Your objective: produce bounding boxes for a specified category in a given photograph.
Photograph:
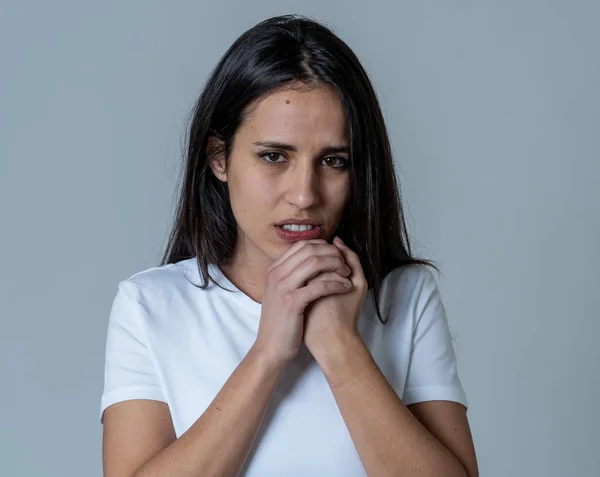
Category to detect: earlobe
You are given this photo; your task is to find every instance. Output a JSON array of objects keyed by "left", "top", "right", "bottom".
[{"left": 206, "top": 136, "right": 227, "bottom": 182}]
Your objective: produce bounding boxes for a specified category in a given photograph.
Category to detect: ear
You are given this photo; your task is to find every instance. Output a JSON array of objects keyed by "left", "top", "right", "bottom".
[{"left": 206, "top": 136, "right": 227, "bottom": 182}]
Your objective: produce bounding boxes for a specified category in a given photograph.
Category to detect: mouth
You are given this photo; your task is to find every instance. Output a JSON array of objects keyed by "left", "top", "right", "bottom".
[{"left": 275, "top": 223, "right": 322, "bottom": 241}]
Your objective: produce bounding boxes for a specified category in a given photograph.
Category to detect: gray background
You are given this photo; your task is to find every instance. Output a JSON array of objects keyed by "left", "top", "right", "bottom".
[{"left": 1, "top": 1, "right": 598, "bottom": 475}]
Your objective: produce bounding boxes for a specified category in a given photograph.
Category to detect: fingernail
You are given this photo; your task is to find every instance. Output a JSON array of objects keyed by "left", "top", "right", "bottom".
[{"left": 343, "top": 281, "right": 352, "bottom": 288}]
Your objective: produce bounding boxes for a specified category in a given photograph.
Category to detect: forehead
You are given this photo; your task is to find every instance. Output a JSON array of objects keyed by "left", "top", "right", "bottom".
[{"left": 238, "top": 85, "right": 348, "bottom": 144}]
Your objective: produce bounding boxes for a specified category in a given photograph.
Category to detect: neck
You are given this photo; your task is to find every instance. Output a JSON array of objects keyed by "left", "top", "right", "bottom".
[{"left": 220, "top": 244, "right": 273, "bottom": 304}]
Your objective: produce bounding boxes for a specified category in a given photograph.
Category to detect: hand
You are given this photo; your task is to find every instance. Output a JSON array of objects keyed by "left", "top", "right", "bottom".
[
  {"left": 303, "top": 237, "right": 368, "bottom": 361},
  {"left": 253, "top": 239, "right": 353, "bottom": 366}
]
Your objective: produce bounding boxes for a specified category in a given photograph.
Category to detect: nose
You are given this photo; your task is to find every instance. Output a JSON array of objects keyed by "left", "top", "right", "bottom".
[{"left": 284, "top": 162, "right": 320, "bottom": 209}]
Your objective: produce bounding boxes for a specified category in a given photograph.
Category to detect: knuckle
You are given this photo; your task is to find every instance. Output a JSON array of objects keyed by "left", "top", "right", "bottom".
[
  {"left": 321, "top": 281, "right": 334, "bottom": 290},
  {"left": 305, "top": 243, "right": 319, "bottom": 255},
  {"left": 307, "top": 255, "right": 321, "bottom": 269},
  {"left": 310, "top": 280, "right": 324, "bottom": 292},
  {"left": 266, "top": 268, "right": 278, "bottom": 285},
  {"left": 282, "top": 291, "right": 296, "bottom": 309}
]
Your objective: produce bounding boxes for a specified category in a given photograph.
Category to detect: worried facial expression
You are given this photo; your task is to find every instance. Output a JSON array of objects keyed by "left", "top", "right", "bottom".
[{"left": 209, "top": 84, "right": 351, "bottom": 267}]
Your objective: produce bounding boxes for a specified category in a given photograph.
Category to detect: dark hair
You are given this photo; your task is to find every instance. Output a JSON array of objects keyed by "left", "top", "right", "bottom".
[{"left": 161, "top": 14, "right": 438, "bottom": 324}]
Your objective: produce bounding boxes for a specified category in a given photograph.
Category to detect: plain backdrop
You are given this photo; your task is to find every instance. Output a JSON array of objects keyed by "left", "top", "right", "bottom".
[{"left": 1, "top": 1, "right": 598, "bottom": 475}]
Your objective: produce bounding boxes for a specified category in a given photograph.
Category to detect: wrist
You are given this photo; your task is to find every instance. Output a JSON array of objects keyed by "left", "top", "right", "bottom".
[
  {"left": 248, "top": 343, "right": 290, "bottom": 374},
  {"left": 311, "top": 332, "right": 367, "bottom": 384}
]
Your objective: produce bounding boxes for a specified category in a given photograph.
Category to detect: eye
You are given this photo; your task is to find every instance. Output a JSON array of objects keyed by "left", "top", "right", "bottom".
[
  {"left": 322, "top": 156, "right": 348, "bottom": 168},
  {"left": 258, "top": 152, "right": 286, "bottom": 164}
]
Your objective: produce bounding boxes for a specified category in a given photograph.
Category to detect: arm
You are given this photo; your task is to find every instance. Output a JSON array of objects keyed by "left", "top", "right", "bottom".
[
  {"left": 102, "top": 345, "right": 286, "bottom": 477},
  {"left": 102, "top": 241, "right": 354, "bottom": 477},
  {"left": 317, "top": 333, "right": 477, "bottom": 477}
]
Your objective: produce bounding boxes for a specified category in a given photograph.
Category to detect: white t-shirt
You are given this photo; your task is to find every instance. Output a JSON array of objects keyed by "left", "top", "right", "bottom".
[{"left": 100, "top": 257, "right": 467, "bottom": 476}]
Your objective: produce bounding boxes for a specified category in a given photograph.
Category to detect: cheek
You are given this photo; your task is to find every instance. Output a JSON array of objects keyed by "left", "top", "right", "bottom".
[
  {"left": 329, "top": 176, "right": 351, "bottom": 211},
  {"left": 228, "top": 164, "right": 275, "bottom": 220}
]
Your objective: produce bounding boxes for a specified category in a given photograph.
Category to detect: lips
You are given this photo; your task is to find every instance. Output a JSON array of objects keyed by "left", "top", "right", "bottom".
[
  {"left": 276, "top": 219, "right": 320, "bottom": 226},
  {"left": 275, "top": 224, "right": 322, "bottom": 241},
  {"left": 280, "top": 224, "right": 316, "bottom": 232}
]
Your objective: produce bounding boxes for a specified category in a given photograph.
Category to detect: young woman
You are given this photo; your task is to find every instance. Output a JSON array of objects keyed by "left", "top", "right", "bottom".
[{"left": 101, "top": 14, "right": 478, "bottom": 477}]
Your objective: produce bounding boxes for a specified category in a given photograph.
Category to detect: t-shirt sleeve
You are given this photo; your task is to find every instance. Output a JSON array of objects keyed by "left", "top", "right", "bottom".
[
  {"left": 402, "top": 270, "right": 468, "bottom": 408},
  {"left": 100, "top": 280, "right": 166, "bottom": 423}
]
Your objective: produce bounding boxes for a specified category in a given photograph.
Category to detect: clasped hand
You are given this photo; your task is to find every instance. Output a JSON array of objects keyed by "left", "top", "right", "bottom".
[{"left": 265, "top": 237, "right": 367, "bottom": 362}]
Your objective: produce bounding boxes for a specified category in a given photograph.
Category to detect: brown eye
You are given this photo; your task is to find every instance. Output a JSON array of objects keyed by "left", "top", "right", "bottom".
[
  {"left": 259, "top": 152, "right": 286, "bottom": 164},
  {"left": 322, "top": 156, "right": 347, "bottom": 168}
]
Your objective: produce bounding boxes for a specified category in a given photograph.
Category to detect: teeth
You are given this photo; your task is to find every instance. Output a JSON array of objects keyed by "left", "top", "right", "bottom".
[{"left": 281, "top": 224, "right": 315, "bottom": 232}]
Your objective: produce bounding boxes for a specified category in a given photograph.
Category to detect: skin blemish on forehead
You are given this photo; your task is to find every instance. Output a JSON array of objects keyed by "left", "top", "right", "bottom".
[{"left": 285, "top": 100, "right": 290, "bottom": 104}]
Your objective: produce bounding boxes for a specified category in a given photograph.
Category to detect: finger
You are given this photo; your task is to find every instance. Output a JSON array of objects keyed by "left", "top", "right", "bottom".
[
  {"left": 273, "top": 241, "right": 348, "bottom": 281},
  {"left": 282, "top": 254, "right": 351, "bottom": 290},
  {"left": 268, "top": 239, "right": 326, "bottom": 272},
  {"left": 333, "top": 237, "right": 365, "bottom": 283},
  {"left": 294, "top": 280, "right": 352, "bottom": 307},
  {"left": 309, "top": 271, "right": 352, "bottom": 287}
]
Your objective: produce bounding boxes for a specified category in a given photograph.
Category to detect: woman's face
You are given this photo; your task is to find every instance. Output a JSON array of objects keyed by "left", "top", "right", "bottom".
[{"left": 210, "top": 84, "right": 351, "bottom": 267}]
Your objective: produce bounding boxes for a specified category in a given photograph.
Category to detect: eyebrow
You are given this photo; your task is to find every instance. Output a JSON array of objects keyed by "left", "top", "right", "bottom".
[{"left": 253, "top": 141, "right": 350, "bottom": 155}]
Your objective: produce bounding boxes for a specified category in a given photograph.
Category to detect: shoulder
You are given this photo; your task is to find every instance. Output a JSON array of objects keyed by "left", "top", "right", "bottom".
[
  {"left": 117, "top": 257, "right": 203, "bottom": 305},
  {"left": 367, "top": 264, "right": 442, "bottom": 335},
  {"left": 379, "top": 264, "right": 440, "bottom": 308},
  {"left": 108, "top": 257, "right": 212, "bottom": 333}
]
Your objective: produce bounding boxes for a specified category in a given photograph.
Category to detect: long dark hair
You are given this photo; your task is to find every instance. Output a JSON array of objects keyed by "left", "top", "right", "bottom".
[{"left": 161, "top": 14, "right": 438, "bottom": 324}]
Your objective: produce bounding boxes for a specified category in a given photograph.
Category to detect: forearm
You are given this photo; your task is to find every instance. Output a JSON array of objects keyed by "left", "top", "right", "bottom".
[
  {"left": 318, "top": 334, "right": 467, "bottom": 477},
  {"left": 135, "top": 345, "right": 286, "bottom": 477}
]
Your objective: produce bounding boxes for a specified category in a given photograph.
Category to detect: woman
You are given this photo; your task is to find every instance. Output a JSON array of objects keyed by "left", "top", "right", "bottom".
[{"left": 101, "top": 14, "right": 478, "bottom": 477}]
